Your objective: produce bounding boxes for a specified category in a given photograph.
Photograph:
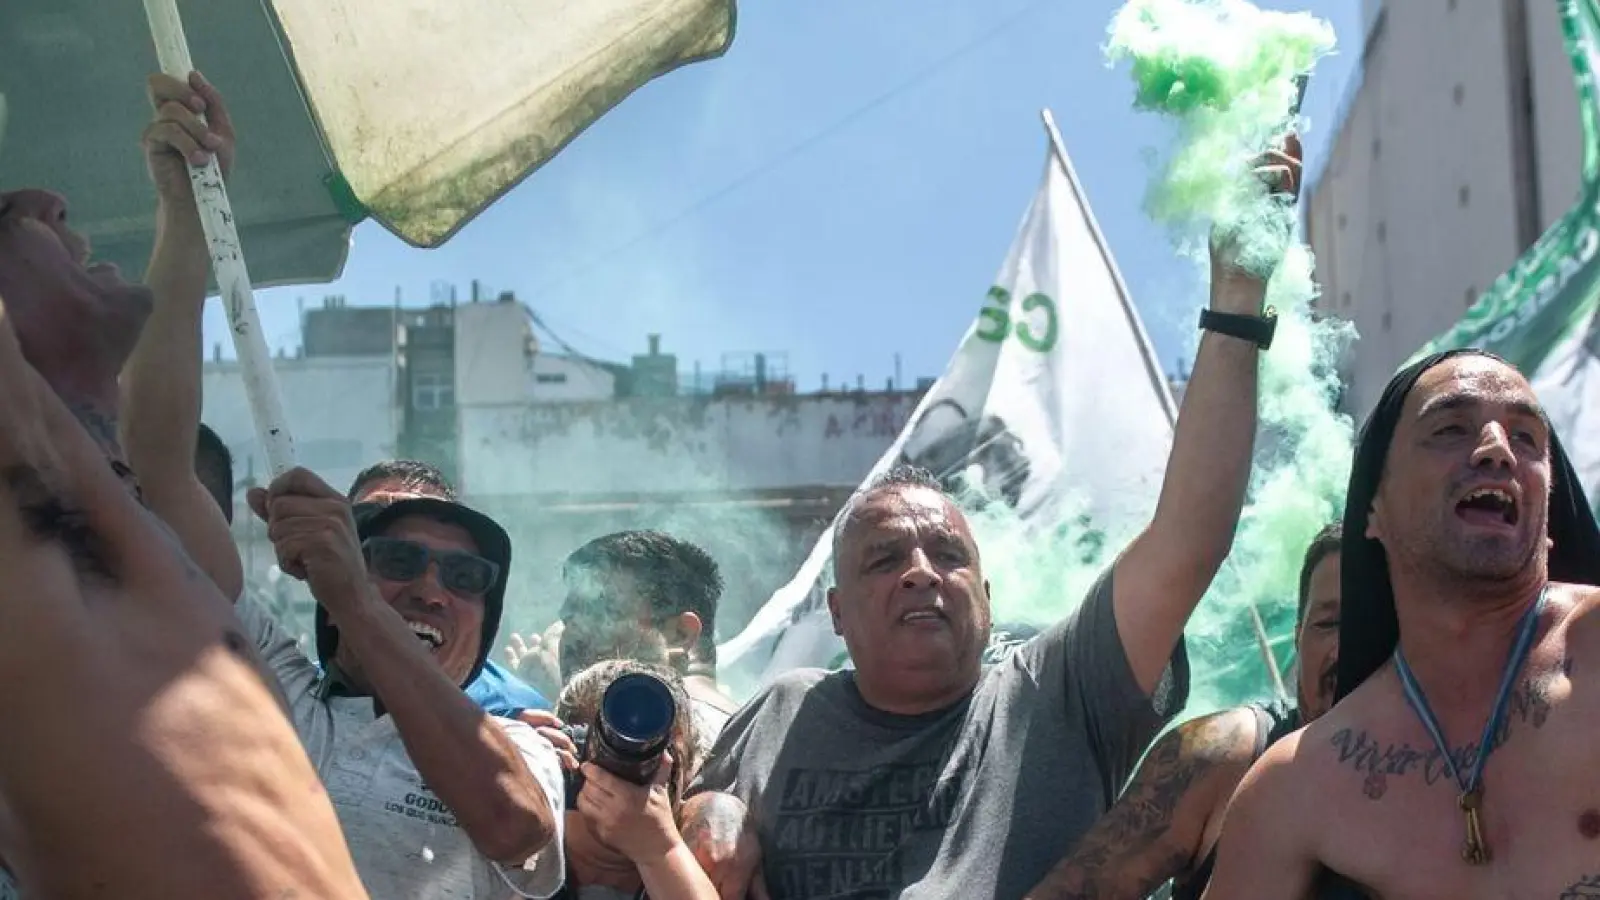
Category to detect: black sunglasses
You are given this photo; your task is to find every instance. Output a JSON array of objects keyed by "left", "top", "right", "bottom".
[{"left": 361, "top": 536, "right": 500, "bottom": 597}]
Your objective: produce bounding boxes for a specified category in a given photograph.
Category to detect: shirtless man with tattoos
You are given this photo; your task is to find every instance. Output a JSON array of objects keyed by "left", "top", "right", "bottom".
[
  {"left": 1203, "top": 350, "right": 1600, "bottom": 898},
  {"left": 0, "top": 167, "right": 366, "bottom": 896}
]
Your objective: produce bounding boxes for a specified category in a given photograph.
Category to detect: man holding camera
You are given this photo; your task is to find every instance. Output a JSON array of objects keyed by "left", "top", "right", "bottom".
[{"left": 552, "top": 659, "right": 721, "bottom": 900}]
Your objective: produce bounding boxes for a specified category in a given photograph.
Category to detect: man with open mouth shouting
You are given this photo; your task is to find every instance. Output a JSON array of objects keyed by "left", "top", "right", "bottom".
[
  {"left": 1204, "top": 349, "right": 1600, "bottom": 899},
  {"left": 244, "top": 467, "right": 567, "bottom": 900},
  {"left": 0, "top": 80, "right": 370, "bottom": 898}
]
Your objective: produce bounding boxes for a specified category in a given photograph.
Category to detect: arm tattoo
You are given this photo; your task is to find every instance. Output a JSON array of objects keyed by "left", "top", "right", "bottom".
[
  {"left": 1329, "top": 672, "right": 1564, "bottom": 800},
  {"left": 64, "top": 402, "right": 209, "bottom": 586},
  {"left": 67, "top": 401, "right": 147, "bottom": 503},
  {"left": 1026, "top": 711, "right": 1254, "bottom": 899}
]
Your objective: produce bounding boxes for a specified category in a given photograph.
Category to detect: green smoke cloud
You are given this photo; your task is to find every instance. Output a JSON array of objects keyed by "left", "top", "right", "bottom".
[
  {"left": 1105, "top": 0, "right": 1353, "bottom": 717},
  {"left": 1108, "top": 0, "right": 1335, "bottom": 281},
  {"left": 966, "top": 491, "right": 1140, "bottom": 636}
]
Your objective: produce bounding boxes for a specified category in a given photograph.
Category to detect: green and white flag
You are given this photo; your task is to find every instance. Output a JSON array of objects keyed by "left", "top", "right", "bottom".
[
  {"left": 1411, "top": 0, "right": 1600, "bottom": 517},
  {"left": 717, "top": 118, "right": 1178, "bottom": 693}
]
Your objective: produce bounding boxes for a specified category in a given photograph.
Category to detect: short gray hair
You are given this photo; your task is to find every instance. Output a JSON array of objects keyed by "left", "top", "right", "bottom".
[{"left": 831, "top": 464, "right": 947, "bottom": 580}]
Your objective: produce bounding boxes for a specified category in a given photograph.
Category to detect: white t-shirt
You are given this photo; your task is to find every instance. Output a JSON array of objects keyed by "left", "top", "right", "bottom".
[{"left": 236, "top": 595, "right": 566, "bottom": 900}]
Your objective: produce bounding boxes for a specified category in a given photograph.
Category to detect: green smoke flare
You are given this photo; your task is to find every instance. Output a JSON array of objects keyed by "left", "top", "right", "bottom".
[
  {"left": 1109, "top": 0, "right": 1335, "bottom": 281},
  {"left": 1106, "top": 0, "right": 1352, "bottom": 718}
]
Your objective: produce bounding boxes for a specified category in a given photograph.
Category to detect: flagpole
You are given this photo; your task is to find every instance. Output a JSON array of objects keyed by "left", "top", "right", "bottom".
[
  {"left": 144, "top": 0, "right": 298, "bottom": 478},
  {"left": 1248, "top": 602, "right": 1290, "bottom": 704},
  {"left": 1040, "top": 109, "right": 1289, "bottom": 704},
  {"left": 1039, "top": 109, "right": 1178, "bottom": 426}
]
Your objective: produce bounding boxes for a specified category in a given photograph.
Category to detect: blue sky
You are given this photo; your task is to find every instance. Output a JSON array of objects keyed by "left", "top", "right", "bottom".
[{"left": 208, "top": 0, "right": 1363, "bottom": 389}]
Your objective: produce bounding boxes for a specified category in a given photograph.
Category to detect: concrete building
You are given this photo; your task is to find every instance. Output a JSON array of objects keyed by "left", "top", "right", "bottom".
[
  {"left": 1304, "top": 0, "right": 1584, "bottom": 416},
  {"left": 460, "top": 390, "right": 921, "bottom": 634},
  {"left": 202, "top": 297, "right": 403, "bottom": 635},
  {"left": 201, "top": 352, "right": 399, "bottom": 499},
  {"left": 203, "top": 291, "right": 927, "bottom": 641}
]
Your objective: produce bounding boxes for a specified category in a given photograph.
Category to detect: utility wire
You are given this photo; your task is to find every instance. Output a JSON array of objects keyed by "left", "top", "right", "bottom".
[{"left": 523, "top": 0, "right": 1054, "bottom": 305}]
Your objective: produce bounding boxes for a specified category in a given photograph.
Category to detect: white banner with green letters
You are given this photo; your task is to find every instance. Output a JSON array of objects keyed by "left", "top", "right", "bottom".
[{"left": 717, "top": 131, "right": 1178, "bottom": 693}]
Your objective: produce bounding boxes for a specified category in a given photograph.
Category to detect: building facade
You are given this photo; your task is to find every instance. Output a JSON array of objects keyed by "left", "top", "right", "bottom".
[
  {"left": 1304, "top": 0, "right": 1584, "bottom": 417},
  {"left": 203, "top": 293, "right": 926, "bottom": 641}
]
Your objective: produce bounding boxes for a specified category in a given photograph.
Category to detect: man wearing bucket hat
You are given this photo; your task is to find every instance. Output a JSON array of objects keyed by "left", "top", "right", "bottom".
[
  {"left": 345, "top": 458, "right": 552, "bottom": 717},
  {"left": 1203, "top": 350, "right": 1600, "bottom": 898},
  {"left": 244, "top": 466, "right": 566, "bottom": 899}
]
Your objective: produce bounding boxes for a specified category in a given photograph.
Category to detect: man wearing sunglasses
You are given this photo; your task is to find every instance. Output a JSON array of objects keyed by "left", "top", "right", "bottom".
[
  {"left": 347, "top": 458, "right": 551, "bottom": 718},
  {"left": 245, "top": 466, "right": 567, "bottom": 899}
]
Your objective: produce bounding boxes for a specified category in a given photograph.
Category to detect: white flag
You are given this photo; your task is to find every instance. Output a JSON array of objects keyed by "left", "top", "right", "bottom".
[{"left": 718, "top": 115, "right": 1179, "bottom": 693}]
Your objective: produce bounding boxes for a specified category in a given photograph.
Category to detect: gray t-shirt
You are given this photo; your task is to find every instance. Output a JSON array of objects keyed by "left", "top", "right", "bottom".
[{"left": 688, "top": 570, "right": 1188, "bottom": 900}]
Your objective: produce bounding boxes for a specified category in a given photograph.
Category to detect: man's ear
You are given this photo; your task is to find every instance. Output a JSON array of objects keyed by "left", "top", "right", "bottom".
[
  {"left": 1366, "top": 496, "right": 1385, "bottom": 541},
  {"left": 828, "top": 587, "right": 842, "bottom": 636},
  {"left": 664, "top": 611, "right": 703, "bottom": 654}
]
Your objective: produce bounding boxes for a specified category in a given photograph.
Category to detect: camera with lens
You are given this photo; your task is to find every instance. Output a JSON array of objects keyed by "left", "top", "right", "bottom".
[{"left": 561, "top": 671, "right": 678, "bottom": 807}]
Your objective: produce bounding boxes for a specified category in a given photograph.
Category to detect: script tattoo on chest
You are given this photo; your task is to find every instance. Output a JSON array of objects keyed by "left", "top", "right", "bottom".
[
  {"left": 1328, "top": 667, "right": 1569, "bottom": 800},
  {"left": 1560, "top": 873, "right": 1600, "bottom": 898}
]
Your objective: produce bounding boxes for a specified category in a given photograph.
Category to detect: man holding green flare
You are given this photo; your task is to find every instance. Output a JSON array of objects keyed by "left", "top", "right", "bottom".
[{"left": 680, "top": 134, "right": 1302, "bottom": 900}]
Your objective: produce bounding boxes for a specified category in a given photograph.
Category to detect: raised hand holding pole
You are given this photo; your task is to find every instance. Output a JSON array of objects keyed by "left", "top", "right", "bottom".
[{"left": 142, "top": 0, "right": 297, "bottom": 476}]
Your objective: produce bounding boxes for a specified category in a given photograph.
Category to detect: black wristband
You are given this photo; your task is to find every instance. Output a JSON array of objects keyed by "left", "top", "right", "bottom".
[{"left": 1199, "top": 307, "right": 1278, "bottom": 350}]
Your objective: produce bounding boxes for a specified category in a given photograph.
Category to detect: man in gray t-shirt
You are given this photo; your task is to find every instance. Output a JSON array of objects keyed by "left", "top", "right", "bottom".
[
  {"left": 692, "top": 567, "right": 1184, "bottom": 899},
  {"left": 681, "top": 133, "right": 1300, "bottom": 897}
]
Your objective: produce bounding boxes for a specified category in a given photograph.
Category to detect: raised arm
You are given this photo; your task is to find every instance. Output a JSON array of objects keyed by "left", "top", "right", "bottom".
[
  {"left": 120, "top": 71, "right": 242, "bottom": 602},
  {"left": 1025, "top": 708, "right": 1260, "bottom": 900},
  {"left": 1111, "top": 135, "right": 1301, "bottom": 693},
  {"left": 1199, "top": 735, "right": 1319, "bottom": 900}
]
